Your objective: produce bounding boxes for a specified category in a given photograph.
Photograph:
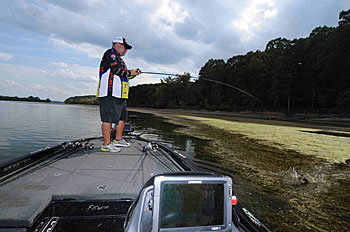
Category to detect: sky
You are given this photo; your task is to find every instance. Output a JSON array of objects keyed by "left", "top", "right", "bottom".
[{"left": 0, "top": 0, "right": 349, "bottom": 101}]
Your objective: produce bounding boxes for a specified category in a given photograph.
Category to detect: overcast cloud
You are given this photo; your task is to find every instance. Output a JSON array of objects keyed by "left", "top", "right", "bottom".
[{"left": 0, "top": 0, "right": 349, "bottom": 101}]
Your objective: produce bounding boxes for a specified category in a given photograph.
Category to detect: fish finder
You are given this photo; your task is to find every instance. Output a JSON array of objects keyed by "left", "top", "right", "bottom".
[{"left": 124, "top": 172, "right": 234, "bottom": 232}]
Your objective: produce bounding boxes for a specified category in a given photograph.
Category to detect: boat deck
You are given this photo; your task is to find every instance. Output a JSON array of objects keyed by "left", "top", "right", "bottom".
[{"left": 0, "top": 137, "right": 179, "bottom": 228}]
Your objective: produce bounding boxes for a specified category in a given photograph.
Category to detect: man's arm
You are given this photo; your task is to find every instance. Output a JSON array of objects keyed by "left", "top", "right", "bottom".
[
  {"left": 110, "top": 55, "right": 131, "bottom": 77},
  {"left": 107, "top": 53, "right": 140, "bottom": 78}
]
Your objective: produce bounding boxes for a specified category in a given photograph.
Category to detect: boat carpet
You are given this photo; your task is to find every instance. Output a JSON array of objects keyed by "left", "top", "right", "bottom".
[{"left": 0, "top": 138, "right": 178, "bottom": 228}]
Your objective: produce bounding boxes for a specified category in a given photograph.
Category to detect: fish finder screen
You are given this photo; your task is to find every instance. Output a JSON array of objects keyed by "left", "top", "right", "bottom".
[{"left": 160, "top": 183, "right": 224, "bottom": 228}]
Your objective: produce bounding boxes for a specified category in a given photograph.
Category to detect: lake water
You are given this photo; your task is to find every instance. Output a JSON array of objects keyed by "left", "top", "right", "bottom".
[{"left": 0, "top": 101, "right": 197, "bottom": 164}]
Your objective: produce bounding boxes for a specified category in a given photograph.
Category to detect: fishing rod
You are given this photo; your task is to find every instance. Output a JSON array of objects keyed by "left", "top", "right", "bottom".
[{"left": 140, "top": 71, "right": 265, "bottom": 109}]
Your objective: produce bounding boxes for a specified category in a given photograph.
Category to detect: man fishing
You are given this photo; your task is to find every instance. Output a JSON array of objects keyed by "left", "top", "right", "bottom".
[{"left": 97, "top": 36, "right": 141, "bottom": 152}]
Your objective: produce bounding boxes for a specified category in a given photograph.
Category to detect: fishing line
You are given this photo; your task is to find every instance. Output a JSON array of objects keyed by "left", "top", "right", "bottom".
[{"left": 140, "top": 71, "right": 264, "bottom": 108}]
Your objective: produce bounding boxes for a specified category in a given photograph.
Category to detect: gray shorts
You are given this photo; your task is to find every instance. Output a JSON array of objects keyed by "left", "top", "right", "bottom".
[{"left": 99, "top": 96, "right": 128, "bottom": 123}]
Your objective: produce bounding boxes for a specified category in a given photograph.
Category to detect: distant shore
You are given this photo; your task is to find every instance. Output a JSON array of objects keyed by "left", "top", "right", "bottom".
[{"left": 0, "top": 95, "right": 51, "bottom": 103}]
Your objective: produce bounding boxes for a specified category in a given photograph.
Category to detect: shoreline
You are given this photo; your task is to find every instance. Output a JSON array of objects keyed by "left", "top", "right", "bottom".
[{"left": 129, "top": 107, "right": 350, "bottom": 131}]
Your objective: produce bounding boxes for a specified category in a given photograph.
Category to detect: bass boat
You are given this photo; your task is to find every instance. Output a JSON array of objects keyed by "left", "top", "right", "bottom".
[{"left": 0, "top": 123, "right": 270, "bottom": 232}]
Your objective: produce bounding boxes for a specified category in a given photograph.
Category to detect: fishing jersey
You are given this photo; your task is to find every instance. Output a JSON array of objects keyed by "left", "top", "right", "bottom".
[{"left": 96, "top": 48, "right": 135, "bottom": 98}]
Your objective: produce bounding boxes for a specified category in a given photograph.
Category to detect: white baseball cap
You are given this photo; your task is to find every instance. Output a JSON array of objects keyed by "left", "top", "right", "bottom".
[{"left": 112, "top": 37, "right": 132, "bottom": 50}]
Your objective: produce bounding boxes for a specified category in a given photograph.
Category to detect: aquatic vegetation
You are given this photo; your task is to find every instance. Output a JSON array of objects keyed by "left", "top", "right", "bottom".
[
  {"left": 131, "top": 108, "right": 350, "bottom": 231},
  {"left": 177, "top": 115, "right": 350, "bottom": 163}
]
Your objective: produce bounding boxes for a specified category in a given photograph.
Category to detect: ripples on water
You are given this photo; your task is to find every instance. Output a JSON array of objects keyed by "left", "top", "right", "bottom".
[
  {"left": 0, "top": 101, "right": 101, "bottom": 163},
  {"left": 0, "top": 101, "right": 198, "bottom": 164}
]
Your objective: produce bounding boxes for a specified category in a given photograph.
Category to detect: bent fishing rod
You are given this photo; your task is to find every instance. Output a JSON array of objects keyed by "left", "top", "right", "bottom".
[{"left": 139, "top": 71, "right": 264, "bottom": 109}]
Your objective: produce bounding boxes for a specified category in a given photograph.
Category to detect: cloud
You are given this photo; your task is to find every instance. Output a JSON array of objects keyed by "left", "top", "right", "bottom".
[
  {"left": 175, "top": 16, "right": 204, "bottom": 41},
  {"left": 49, "top": 36, "right": 105, "bottom": 59},
  {"left": 44, "top": 0, "right": 100, "bottom": 13},
  {"left": 0, "top": 52, "right": 13, "bottom": 61},
  {"left": 0, "top": 0, "right": 200, "bottom": 66},
  {"left": 2, "top": 0, "right": 109, "bottom": 45},
  {"left": 131, "top": 75, "right": 161, "bottom": 86},
  {"left": 50, "top": 62, "right": 69, "bottom": 67},
  {"left": 0, "top": 62, "right": 98, "bottom": 100},
  {"left": 0, "top": 79, "right": 47, "bottom": 97},
  {"left": 31, "top": 83, "right": 46, "bottom": 90},
  {"left": 0, "top": 0, "right": 242, "bottom": 68},
  {"left": 231, "top": 0, "right": 278, "bottom": 41},
  {"left": 46, "top": 62, "right": 98, "bottom": 83},
  {"left": 150, "top": 0, "right": 189, "bottom": 29},
  {"left": 1, "top": 80, "right": 23, "bottom": 88},
  {"left": 1, "top": 0, "right": 349, "bottom": 101}
]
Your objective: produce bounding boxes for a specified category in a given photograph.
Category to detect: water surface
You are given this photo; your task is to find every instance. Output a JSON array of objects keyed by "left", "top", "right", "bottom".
[
  {"left": 0, "top": 101, "right": 198, "bottom": 164},
  {"left": 0, "top": 101, "right": 103, "bottom": 163}
]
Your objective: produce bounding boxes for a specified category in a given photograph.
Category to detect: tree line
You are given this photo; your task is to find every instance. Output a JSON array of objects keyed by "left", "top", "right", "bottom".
[
  {"left": 0, "top": 95, "right": 51, "bottom": 103},
  {"left": 64, "top": 95, "right": 98, "bottom": 105},
  {"left": 128, "top": 9, "right": 350, "bottom": 114}
]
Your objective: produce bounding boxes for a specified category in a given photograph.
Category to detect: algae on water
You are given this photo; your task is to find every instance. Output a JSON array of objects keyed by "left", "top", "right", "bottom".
[{"left": 177, "top": 115, "right": 350, "bottom": 163}]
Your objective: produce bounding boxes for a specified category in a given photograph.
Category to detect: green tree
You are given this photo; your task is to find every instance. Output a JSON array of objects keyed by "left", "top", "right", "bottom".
[{"left": 339, "top": 9, "right": 350, "bottom": 26}]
